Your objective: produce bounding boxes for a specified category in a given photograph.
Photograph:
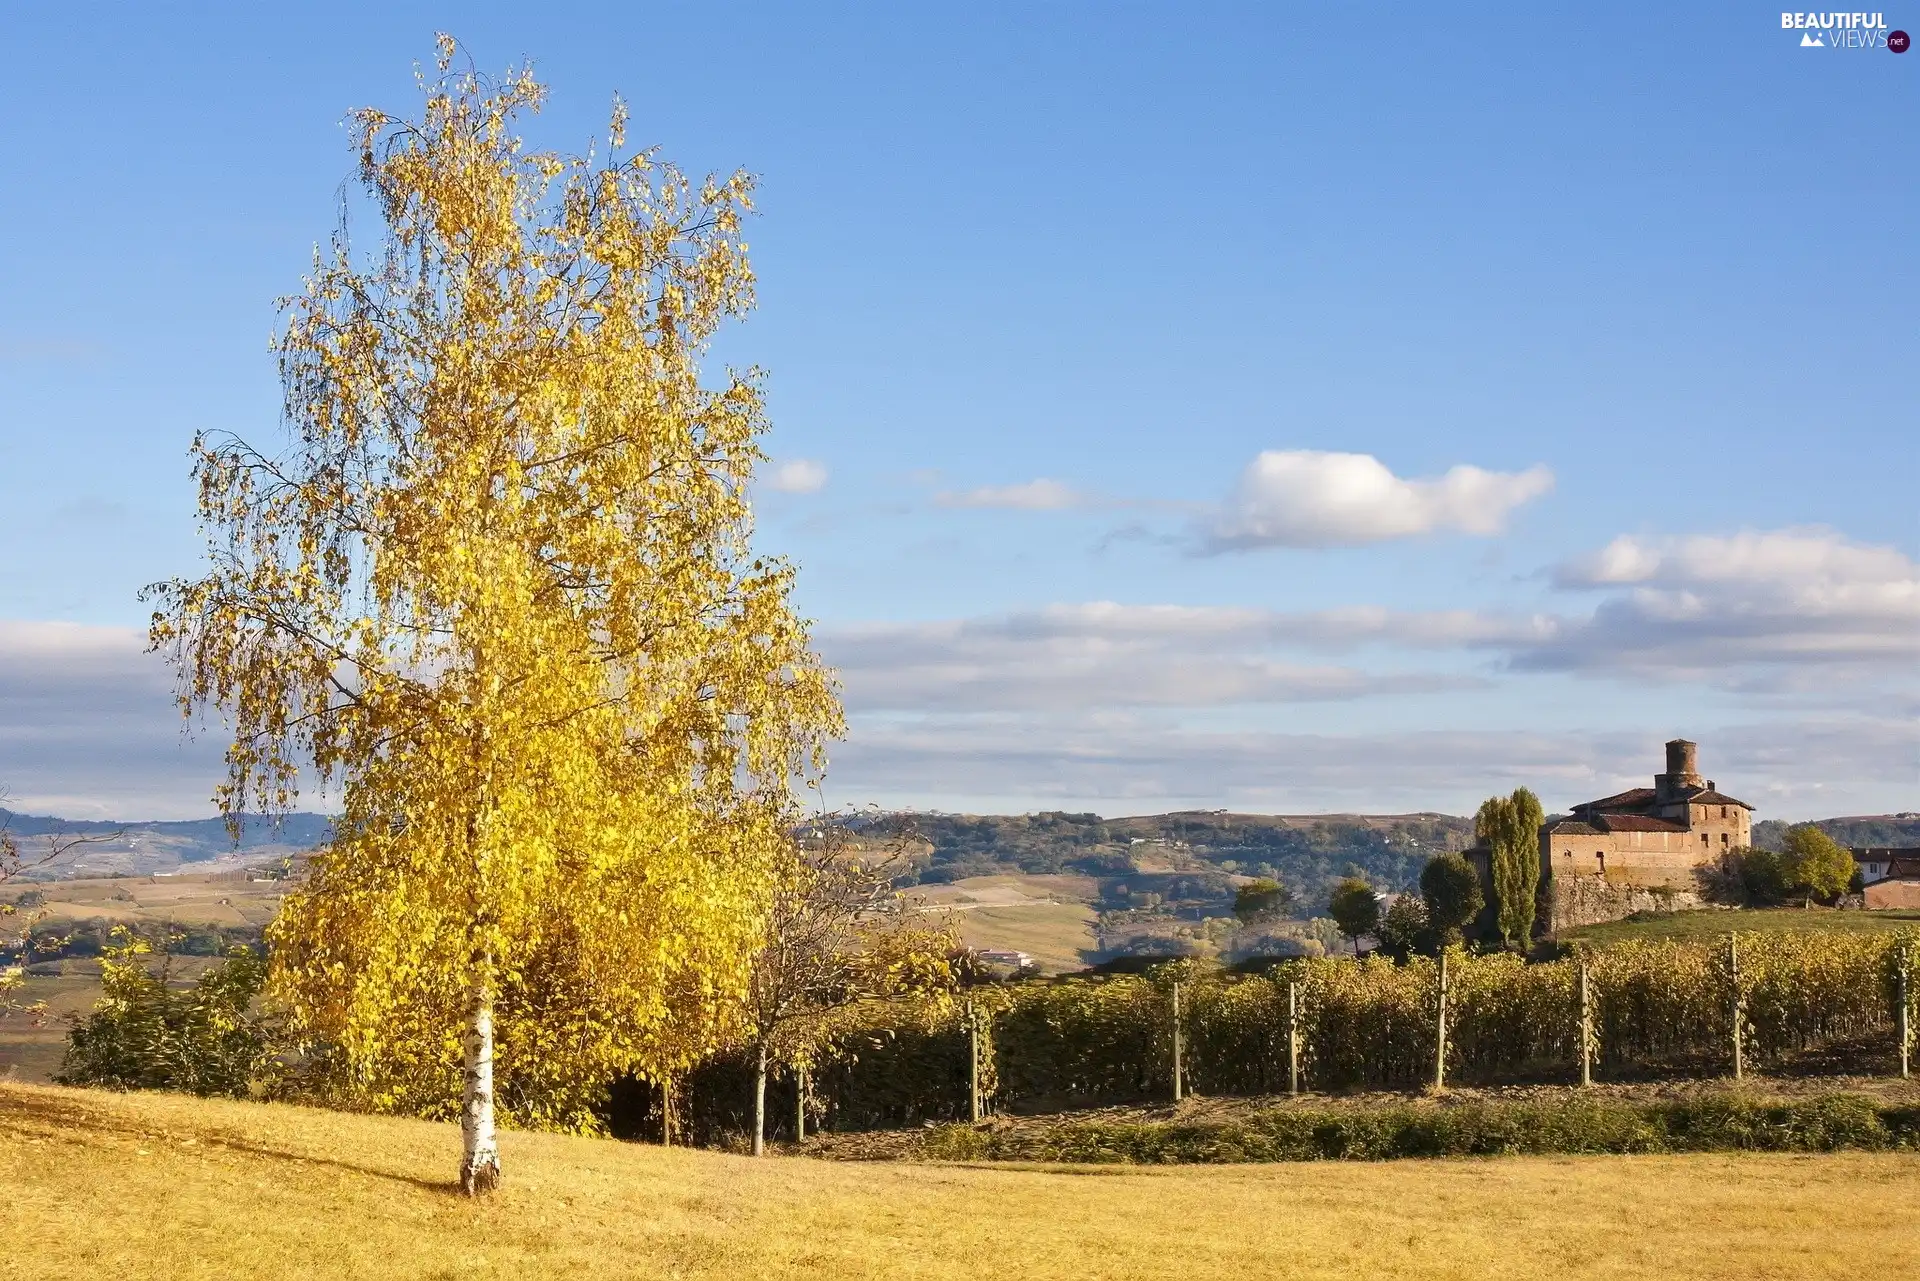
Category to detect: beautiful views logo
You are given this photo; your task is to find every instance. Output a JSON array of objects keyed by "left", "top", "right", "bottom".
[{"left": 1780, "top": 12, "right": 1909, "bottom": 49}]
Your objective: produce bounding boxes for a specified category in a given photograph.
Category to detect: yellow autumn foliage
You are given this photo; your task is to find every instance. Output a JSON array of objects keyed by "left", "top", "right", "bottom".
[{"left": 147, "top": 38, "right": 841, "bottom": 1148}]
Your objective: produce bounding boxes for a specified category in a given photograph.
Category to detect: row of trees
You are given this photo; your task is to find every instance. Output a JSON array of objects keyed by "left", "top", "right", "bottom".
[{"left": 1720, "top": 827, "right": 1856, "bottom": 907}]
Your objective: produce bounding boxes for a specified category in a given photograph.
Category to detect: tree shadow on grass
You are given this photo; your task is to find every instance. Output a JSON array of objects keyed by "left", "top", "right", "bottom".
[{"left": 0, "top": 1086, "right": 460, "bottom": 1195}]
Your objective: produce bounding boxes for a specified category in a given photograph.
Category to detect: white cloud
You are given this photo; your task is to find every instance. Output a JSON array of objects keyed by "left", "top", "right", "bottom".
[
  {"left": 7, "top": 525, "right": 1911, "bottom": 820},
  {"left": 1205, "top": 450, "right": 1554, "bottom": 550},
  {"left": 935, "top": 479, "right": 1083, "bottom": 510},
  {"left": 765, "top": 459, "right": 829, "bottom": 494},
  {"left": 0, "top": 620, "right": 225, "bottom": 819},
  {"left": 819, "top": 603, "right": 1522, "bottom": 713},
  {"left": 827, "top": 716, "right": 1919, "bottom": 820},
  {"left": 1526, "top": 528, "right": 1920, "bottom": 677}
]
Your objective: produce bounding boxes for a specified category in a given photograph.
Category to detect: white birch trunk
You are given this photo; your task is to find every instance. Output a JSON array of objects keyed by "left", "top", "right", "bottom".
[
  {"left": 460, "top": 977, "right": 501, "bottom": 1195},
  {"left": 752, "top": 1042, "right": 769, "bottom": 1157}
]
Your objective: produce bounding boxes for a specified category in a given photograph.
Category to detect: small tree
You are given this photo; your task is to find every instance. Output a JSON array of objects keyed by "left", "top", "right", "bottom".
[
  {"left": 1233, "top": 877, "right": 1293, "bottom": 925},
  {"left": 1780, "top": 824, "right": 1853, "bottom": 907},
  {"left": 1327, "top": 878, "right": 1380, "bottom": 956},
  {"left": 1476, "top": 788, "right": 1544, "bottom": 949},
  {"left": 1722, "top": 846, "right": 1787, "bottom": 905},
  {"left": 740, "top": 817, "right": 955, "bottom": 1155},
  {"left": 1375, "top": 894, "right": 1431, "bottom": 963},
  {"left": 1420, "top": 852, "right": 1484, "bottom": 946},
  {"left": 58, "top": 932, "right": 278, "bottom": 1097}
]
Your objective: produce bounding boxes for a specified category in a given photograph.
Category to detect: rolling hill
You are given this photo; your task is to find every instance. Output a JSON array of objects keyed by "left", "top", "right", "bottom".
[{"left": 1, "top": 809, "right": 333, "bottom": 879}]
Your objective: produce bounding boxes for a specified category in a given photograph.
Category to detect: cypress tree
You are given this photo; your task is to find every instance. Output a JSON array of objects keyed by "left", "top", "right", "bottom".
[{"left": 1477, "top": 789, "right": 1543, "bottom": 950}]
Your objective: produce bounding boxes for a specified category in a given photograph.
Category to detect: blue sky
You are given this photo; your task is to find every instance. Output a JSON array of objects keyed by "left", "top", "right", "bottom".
[{"left": 0, "top": 3, "right": 1913, "bottom": 819}]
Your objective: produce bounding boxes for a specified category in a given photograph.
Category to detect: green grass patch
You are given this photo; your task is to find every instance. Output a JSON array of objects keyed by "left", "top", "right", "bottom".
[
  {"left": 1562, "top": 908, "right": 1920, "bottom": 947},
  {"left": 925, "top": 1093, "right": 1920, "bottom": 1163}
]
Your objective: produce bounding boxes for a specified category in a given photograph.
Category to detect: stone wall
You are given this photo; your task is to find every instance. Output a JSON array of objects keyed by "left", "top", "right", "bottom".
[
  {"left": 1545, "top": 872, "right": 1707, "bottom": 932},
  {"left": 1865, "top": 879, "right": 1920, "bottom": 910}
]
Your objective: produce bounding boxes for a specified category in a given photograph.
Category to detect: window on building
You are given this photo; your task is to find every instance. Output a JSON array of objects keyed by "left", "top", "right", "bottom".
[
  {"left": 1700, "top": 833, "right": 1708, "bottom": 846},
  {"left": 1596, "top": 852, "right": 1606, "bottom": 874},
  {"left": 1721, "top": 833, "right": 1729, "bottom": 845}
]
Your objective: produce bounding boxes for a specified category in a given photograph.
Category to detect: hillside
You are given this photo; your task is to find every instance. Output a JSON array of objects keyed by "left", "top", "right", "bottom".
[
  {"left": 1, "top": 809, "right": 332, "bottom": 879},
  {"left": 0, "top": 870, "right": 294, "bottom": 1082},
  {"left": 3, "top": 1083, "right": 1916, "bottom": 1280},
  {"left": 1754, "top": 815, "right": 1920, "bottom": 851},
  {"left": 899, "top": 810, "right": 1473, "bottom": 909}
]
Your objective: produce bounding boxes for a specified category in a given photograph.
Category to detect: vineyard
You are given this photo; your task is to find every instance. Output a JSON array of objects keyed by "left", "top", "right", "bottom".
[{"left": 668, "top": 933, "right": 1919, "bottom": 1145}]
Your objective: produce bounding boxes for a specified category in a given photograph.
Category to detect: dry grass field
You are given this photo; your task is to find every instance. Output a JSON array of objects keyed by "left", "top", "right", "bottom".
[
  {"left": 2, "top": 1082, "right": 1915, "bottom": 1281},
  {"left": 912, "top": 874, "right": 1101, "bottom": 971}
]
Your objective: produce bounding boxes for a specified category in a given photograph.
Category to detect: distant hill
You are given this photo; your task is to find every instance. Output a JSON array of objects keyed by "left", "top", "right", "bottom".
[
  {"left": 1753, "top": 815, "right": 1920, "bottom": 852},
  {"left": 0, "top": 810, "right": 333, "bottom": 879},
  {"left": 890, "top": 810, "right": 1475, "bottom": 919}
]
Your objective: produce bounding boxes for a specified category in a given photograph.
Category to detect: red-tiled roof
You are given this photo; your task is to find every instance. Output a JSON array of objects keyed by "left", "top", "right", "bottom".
[
  {"left": 1596, "top": 814, "right": 1687, "bottom": 833},
  {"left": 1547, "top": 821, "right": 1602, "bottom": 836},
  {"left": 1687, "top": 790, "right": 1753, "bottom": 809},
  {"left": 1576, "top": 788, "right": 1657, "bottom": 812}
]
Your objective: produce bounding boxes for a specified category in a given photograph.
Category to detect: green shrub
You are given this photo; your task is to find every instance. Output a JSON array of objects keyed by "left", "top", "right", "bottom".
[
  {"left": 58, "top": 938, "right": 279, "bottom": 1098},
  {"left": 923, "top": 1093, "right": 1911, "bottom": 1164}
]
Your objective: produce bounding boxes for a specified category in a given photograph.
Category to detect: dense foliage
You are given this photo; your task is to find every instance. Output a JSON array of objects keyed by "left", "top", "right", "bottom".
[
  {"left": 1476, "top": 789, "right": 1543, "bottom": 948},
  {"left": 58, "top": 939, "right": 278, "bottom": 1097},
  {"left": 1327, "top": 878, "right": 1381, "bottom": 950},
  {"left": 1717, "top": 835, "right": 1860, "bottom": 908},
  {"left": 147, "top": 44, "right": 839, "bottom": 1193}
]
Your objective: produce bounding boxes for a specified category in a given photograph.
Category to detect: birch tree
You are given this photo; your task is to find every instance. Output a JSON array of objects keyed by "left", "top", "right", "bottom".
[{"left": 147, "top": 40, "right": 839, "bottom": 1194}]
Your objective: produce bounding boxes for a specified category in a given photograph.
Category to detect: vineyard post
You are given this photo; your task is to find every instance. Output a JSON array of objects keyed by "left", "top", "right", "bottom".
[
  {"left": 1729, "top": 933, "right": 1744, "bottom": 1081},
  {"left": 1433, "top": 949, "right": 1450, "bottom": 1092},
  {"left": 1578, "top": 953, "right": 1593, "bottom": 1088},
  {"left": 1171, "top": 980, "right": 1185, "bottom": 1103},
  {"left": 967, "top": 999, "right": 982, "bottom": 1123},
  {"left": 661, "top": 1074, "right": 675, "bottom": 1147},
  {"left": 1287, "top": 979, "right": 1300, "bottom": 1097},
  {"left": 1899, "top": 938, "right": 1912, "bottom": 1081}
]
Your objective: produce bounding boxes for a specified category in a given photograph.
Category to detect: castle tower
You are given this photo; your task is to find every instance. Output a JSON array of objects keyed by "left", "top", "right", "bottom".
[{"left": 1654, "top": 738, "right": 1703, "bottom": 801}]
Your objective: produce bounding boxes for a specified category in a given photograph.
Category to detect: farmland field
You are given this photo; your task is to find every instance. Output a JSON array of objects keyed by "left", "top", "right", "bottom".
[
  {"left": 2, "top": 1082, "right": 1915, "bottom": 1280},
  {"left": 912, "top": 874, "right": 1101, "bottom": 971}
]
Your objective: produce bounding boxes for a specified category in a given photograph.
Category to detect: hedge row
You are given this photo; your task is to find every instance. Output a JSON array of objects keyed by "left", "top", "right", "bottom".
[{"left": 922, "top": 1093, "right": 1920, "bottom": 1163}]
